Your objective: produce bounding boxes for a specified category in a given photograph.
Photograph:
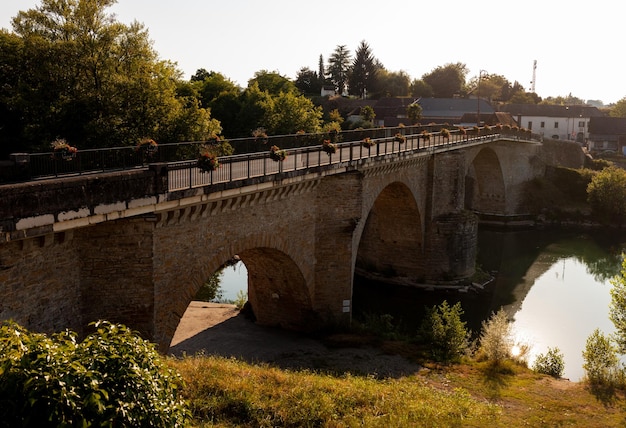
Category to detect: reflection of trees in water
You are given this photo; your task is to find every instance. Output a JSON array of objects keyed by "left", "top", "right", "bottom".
[{"left": 478, "top": 229, "right": 626, "bottom": 316}]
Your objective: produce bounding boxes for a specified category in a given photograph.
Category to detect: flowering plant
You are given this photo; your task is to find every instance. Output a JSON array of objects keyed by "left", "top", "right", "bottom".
[
  {"left": 361, "top": 137, "right": 376, "bottom": 148},
  {"left": 394, "top": 133, "right": 406, "bottom": 144},
  {"left": 420, "top": 130, "right": 430, "bottom": 141},
  {"left": 135, "top": 138, "right": 158, "bottom": 154},
  {"left": 322, "top": 139, "right": 338, "bottom": 154},
  {"left": 440, "top": 128, "right": 450, "bottom": 140},
  {"left": 50, "top": 138, "right": 78, "bottom": 161},
  {"left": 197, "top": 151, "right": 219, "bottom": 172},
  {"left": 269, "top": 145, "right": 287, "bottom": 161}
]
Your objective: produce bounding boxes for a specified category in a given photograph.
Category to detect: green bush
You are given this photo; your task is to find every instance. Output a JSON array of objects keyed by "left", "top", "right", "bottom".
[
  {"left": 533, "top": 347, "right": 565, "bottom": 378},
  {"left": 0, "top": 320, "right": 189, "bottom": 427},
  {"left": 582, "top": 328, "right": 620, "bottom": 386},
  {"left": 478, "top": 309, "right": 514, "bottom": 365},
  {"left": 420, "top": 301, "right": 470, "bottom": 362}
]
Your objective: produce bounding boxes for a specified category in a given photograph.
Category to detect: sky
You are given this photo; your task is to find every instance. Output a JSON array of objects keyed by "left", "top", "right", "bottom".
[{"left": 1, "top": 1, "right": 624, "bottom": 105}]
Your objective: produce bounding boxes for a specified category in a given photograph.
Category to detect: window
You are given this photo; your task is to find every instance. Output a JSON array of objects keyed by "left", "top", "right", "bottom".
[
  {"left": 528, "top": 121, "right": 532, "bottom": 130},
  {"left": 554, "top": 122, "right": 559, "bottom": 128},
  {"left": 579, "top": 121, "right": 585, "bottom": 127},
  {"left": 541, "top": 121, "right": 545, "bottom": 128}
]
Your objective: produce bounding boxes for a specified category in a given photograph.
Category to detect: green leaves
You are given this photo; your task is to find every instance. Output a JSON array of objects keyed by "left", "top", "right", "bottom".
[
  {"left": 420, "top": 300, "right": 470, "bottom": 362},
  {"left": 0, "top": 320, "right": 189, "bottom": 427}
]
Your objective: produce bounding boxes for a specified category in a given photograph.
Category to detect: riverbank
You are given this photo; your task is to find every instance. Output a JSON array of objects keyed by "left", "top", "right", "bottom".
[{"left": 168, "top": 303, "right": 626, "bottom": 427}]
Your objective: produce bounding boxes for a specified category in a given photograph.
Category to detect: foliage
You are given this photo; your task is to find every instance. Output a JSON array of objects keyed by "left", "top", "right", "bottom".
[
  {"left": 419, "top": 300, "right": 470, "bottom": 362},
  {"left": 361, "top": 137, "right": 376, "bottom": 148},
  {"left": 269, "top": 145, "right": 287, "bottom": 161},
  {"left": 174, "top": 355, "right": 498, "bottom": 427},
  {"left": 549, "top": 166, "right": 595, "bottom": 203},
  {"left": 393, "top": 133, "right": 406, "bottom": 144},
  {"left": 50, "top": 138, "right": 78, "bottom": 160},
  {"left": 421, "top": 62, "right": 468, "bottom": 98},
  {"left": 587, "top": 166, "right": 626, "bottom": 225},
  {"left": 322, "top": 139, "right": 338, "bottom": 154},
  {"left": 327, "top": 45, "right": 351, "bottom": 95},
  {"left": 360, "top": 105, "right": 376, "bottom": 122},
  {"left": 248, "top": 69, "right": 297, "bottom": 95},
  {"left": 374, "top": 69, "right": 411, "bottom": 98},
  {"left": 582, "top": 328, "right": 620, "bottom": 386},
  {"left": 4, "top": 0, "right": 218, "bottom": 151},
  {"left": 610, "top": 258, "right": 626, "bottom": 353},
  {"left": 262, "top": 90, "right": 323, "bottom": 135},
  {"left": 533, "top": 347, "right": 565, "bottom": 378},
  {"left": 407, "top": 103, "right": 422, "bottom": 124},
  {"left": 477, "top": 309, "right": 514, "bottom": 365},
  {"left": 197, "top": 151, "right": 219, "bottom": 172},
  {"left": 294, "top": 66, "right": 322, "bottom": 96},
  {"left": 610, "top": 96, "right": 626, "bottom": 118},
  {"left": 195, "top": 272, "right": 223, "bottom": 301},
  {"left": 234, "top": 290, "right": 248, "bottom": 310},
  {"left": 409, "top": 79, "right": 434, "bottom": 98},
  {"left": 347, "top": 40, "right": 380, "bottom": 98},
  {"left": 0, "top": 320, "right": 189, "bottom": 427}
]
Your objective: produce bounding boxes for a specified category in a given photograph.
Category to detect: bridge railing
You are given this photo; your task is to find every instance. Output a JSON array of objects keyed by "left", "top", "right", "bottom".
[
  {"left": 165, "top": 128, "right": 509, "bottom": 192},
  {"left": 1, "top": 124, "right": 532, "bottom": 184}
]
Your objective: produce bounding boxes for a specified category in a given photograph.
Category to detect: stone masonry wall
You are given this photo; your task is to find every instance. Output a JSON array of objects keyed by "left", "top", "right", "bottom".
[
  {"left": 77, "top": 218, "right": 156, "bottom": 339},
  {"left": 0, "top": 231, "right": 82, "bottom": 334}
]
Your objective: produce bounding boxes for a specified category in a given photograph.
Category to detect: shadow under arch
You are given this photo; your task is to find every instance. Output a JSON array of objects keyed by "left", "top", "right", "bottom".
[
  {"left": 239, "top": 247, "right": 316, "bottom": 331},
  {"left": 355, "top": 181, "right": 424, "bottom": 282},
  {"left": 465, "top": 147, "right": 506, "bottom": 213}
]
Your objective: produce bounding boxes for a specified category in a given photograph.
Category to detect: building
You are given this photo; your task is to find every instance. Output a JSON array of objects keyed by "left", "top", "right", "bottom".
[
  {"left": 501, "top": 104, "right": 604, "bottom": 143},
  {"left": 587, "top": 116, "right": 626, "bottom": 154}
]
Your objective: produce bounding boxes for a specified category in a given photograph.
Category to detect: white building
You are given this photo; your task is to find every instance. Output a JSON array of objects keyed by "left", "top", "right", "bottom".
[{"left": 502, "top": 104, "right": 604, "bottom": 143}]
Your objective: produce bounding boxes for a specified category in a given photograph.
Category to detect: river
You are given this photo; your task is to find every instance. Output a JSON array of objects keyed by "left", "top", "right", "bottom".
[{"left": 212, "top": 228, "right": 626, "bottom": 381}]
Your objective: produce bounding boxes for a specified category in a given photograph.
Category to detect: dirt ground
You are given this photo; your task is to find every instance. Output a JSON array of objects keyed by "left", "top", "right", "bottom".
[{"left": 168, "top": 301, "right": 423, "bottom": 378}]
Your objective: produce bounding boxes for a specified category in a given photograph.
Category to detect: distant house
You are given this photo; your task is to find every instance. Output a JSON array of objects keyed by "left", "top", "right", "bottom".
[
  {"left": 337, "top": 97, "right": 508, "bottom": 128},
  {"left": 501, "top": 104, "right": 604, "bottom": 143},
  {"left": 458, "top": 111, "right": 518, "bottom": 128},
  {"left": 371, "top": 98, "right": 417, "bottom": 127},
  {"left": 588, "top": 116, "right": 626, "bottom": 154},
  {"left": 320, "top": 84, "right": 336, "bottom": 97},
  {"left": 416, "top": 98, "right": 494, "bottom": 126}
]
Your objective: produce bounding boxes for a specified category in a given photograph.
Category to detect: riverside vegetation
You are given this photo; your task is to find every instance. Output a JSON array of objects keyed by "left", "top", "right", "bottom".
[{"left": 3, "top": 155, "right": 626, "bottom": 426}]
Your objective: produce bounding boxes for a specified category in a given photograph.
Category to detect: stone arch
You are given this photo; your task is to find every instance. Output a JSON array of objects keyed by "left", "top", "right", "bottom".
[
  {"left": 465, "top": 147, "right": 506, "bottom": 213},
  {"left": 355, "top": 181, "right": 424, "bottom": 281},
  {"left": 161, "top": 232, "right": 315, "bottom": 351}
]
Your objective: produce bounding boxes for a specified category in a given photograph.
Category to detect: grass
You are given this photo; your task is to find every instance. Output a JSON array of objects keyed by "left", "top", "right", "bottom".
[{"left": 168, "top": 342, "right": 626, "bottom": 427}]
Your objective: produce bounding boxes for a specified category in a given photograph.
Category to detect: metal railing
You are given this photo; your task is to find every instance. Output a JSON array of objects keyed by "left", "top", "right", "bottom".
[
  {"left": 2, "top": 125, "right": 532, "bottom": 185},
  {"left": 165, "top": 129, "right": 511, "bottom": 192}
]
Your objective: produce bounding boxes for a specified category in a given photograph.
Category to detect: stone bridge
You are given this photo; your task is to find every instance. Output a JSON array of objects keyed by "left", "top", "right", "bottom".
[{"left": 0, "top": 135, "right": 577, "bottom": 351}]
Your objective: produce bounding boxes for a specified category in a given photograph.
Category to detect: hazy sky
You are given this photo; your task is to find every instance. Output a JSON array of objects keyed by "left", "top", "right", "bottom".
[{"left": 2, "top": 1, "right": 624, "bottom": 105}]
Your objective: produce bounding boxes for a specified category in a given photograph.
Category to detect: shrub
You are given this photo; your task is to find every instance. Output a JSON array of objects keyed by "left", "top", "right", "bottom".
[
  {"left": 420, "top": 301, "right": 470, "bottom": 362},
  {"left": 0, "top": 320, "right": 189, "bottom": 427},
  {"left": 478, "top": 309, "right": 514, "bottom": 365},
  {"left": 533, "top": 347, "right": 565, "bottom": 378},
  {"left": 582, "top": 328, "right": 620, "bottom": 386},
  {"left": 587, "top": 166, "right": 626, "bottom": 225},
  {"left": 234, "top": 290, "right": 248, "bottom": 310}
]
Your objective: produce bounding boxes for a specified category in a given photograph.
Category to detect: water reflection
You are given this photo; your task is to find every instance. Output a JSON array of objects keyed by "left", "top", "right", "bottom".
[
  {"left": 480, "top": 229, "right": 626, "bottom": 381},
  {"left": 215, "top": 230, "right": 626, "bottom": 381}
]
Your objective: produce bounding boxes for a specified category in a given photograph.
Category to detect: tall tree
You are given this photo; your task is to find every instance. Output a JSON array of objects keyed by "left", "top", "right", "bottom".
[
  {"left": 248, "top": 70, "right": 296, "bottom": 95},
  {"left": 4, "top": 0, "right": 216, "bottom": 150},
  {"left": 375, "top": 70, "right": 410, "bottom": 98},
  {"left": 294, "top": 67, "right": 321, "bottom": 96},
  {"left": 327, "top": 45, "right": 351, "bottom": 95},
  {"left": 422, "top": 62, "right": 468, "bottom": 98},
  {"left": 410, "top": 79, "right": 434, "bottom": 98},
  {"left": 318, "top": 54, "right": 326, "bottom": 84},
  {"left": 348, "top": 40, "right": 378, "bottom": 98},
  {"left": 610, "top": 97, "right": 626, "bottom": 118}
]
